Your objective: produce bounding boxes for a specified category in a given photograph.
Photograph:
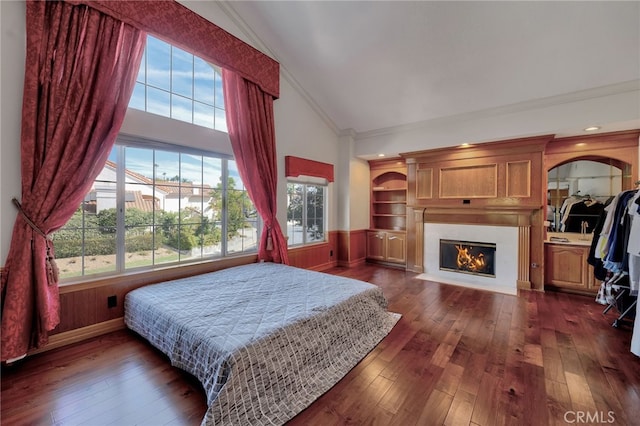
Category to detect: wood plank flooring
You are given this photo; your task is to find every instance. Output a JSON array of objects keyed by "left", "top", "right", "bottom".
[{"left": 2, "top": 264, "right": 639, "bottom": 425}]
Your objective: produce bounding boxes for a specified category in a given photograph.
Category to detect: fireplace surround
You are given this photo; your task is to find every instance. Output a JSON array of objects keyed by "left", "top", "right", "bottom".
[{"left": 418, "top": 222, "right": 520, "bottom": 295}]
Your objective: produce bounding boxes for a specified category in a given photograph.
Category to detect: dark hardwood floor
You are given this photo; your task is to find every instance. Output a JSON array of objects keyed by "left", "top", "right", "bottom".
[{"left": 2, "top": 264, "right": 639, "bottom": 425}]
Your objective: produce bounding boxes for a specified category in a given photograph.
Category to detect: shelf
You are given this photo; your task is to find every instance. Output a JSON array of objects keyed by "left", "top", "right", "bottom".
[
  {"left": 373, "top": 200, "right": 406, "bottom": 204},
  {"left": 373, "top": 188, "right": 407, "bottom": 192},
  {"left": 370, "top": 164, "right": 407, "bottom": 233}
]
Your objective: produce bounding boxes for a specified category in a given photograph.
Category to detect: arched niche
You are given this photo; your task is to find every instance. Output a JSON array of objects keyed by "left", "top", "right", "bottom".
[
  {"left": 544, "top": 130, "right": 638, "bottom": 232},
  {"left": 545, "top": 130, "right": 638, "bottom": 191}
]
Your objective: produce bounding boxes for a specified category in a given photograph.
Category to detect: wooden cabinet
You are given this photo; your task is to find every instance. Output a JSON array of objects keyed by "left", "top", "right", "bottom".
[
  {"left": 366, "top": 230, "right": 406, "bottom": 265},
  {"left": 544, "top": 243, "right": 599, "bottom": 294},
  {"left": 368, "top": 159, "right": 407, "bottom": 267}
]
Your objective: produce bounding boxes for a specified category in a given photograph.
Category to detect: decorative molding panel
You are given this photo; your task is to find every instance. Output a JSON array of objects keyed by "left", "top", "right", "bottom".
[
  {"left": 416, "top": 167, "right": 433, "bottom": 199},
  {"left": 507, "top": 160, "right": 531, "bottom": 198},
  {"left": 439, "top": 164, "right": 498, "bottom": 198}
]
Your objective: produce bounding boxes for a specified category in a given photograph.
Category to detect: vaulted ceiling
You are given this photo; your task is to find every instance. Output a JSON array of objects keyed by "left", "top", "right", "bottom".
[{"left": 220, "top": 1, "right": 639, "bottom": 150}]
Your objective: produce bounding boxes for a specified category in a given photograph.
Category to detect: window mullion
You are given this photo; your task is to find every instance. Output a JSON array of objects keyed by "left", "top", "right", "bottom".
[
  {"left": 302, "top": 184, "right": 308, "bottom": 244},
  {"left": 221, "top": 160, "right": 228, "bottom": 255},
  {"left": 116, "top": 145, "right": 126, "bottom": 273}
]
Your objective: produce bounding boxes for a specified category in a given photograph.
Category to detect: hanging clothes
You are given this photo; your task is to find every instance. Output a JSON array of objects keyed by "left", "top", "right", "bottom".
[{"left": 589, "top": 189, "right": 639, "bottom": 357}]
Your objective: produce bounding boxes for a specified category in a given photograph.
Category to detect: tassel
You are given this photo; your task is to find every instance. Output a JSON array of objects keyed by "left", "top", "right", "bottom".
[
  {"left": 266, "top": 228, "right": 273, "bottom": 251},
  {"left": 46, "top": 244, "right": 59, "bottom": 285}
]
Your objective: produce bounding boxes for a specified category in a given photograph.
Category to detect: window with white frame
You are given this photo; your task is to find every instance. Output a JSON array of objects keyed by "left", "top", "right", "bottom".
[
  {"left": 129, "top": 35, "right": 226, "bottom": 131},
  {"left": 53, "top": 141, "right": 258, "bottom": 279},
  {"left": 286, "top": 182, "right": 327, "bottom": 246}
]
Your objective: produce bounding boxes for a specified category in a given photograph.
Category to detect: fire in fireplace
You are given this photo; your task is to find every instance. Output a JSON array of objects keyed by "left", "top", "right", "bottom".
[{"left": 439, "top": 239, "right": 496, "bottom": 277}]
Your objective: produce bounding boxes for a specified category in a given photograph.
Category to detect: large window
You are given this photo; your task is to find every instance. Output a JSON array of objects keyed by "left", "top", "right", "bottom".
[
  {"left": 53, "top": 142, "right": 258, "bottom": 279},
  {"left": 52, "top": 35, "right": 261, "bottom": 280},
  {"left": 286, "top": 182, "right": 327, "bottom": 246},
  {"left": 129, "top": 35, "right": 226, "bottom": 131}
]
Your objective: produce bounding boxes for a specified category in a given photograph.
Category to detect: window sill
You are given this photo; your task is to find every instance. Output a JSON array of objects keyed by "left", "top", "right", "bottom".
[{"left": 57, "top": 253, "right": 258, "bottom": 294}]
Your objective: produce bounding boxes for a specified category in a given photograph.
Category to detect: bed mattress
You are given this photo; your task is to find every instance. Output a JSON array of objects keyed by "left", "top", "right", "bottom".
[{"left": 124, "top": 262, "right": 399, "bottom": 425}]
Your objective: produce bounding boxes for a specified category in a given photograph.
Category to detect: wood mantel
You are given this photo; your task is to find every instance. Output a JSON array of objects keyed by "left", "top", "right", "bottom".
[{"left": 406, "top": 205, "right": 536, "bottom": 291}]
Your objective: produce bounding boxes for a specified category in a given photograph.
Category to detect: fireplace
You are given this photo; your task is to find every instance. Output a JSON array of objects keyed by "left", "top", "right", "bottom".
[
  {"left": 418, "top": 223, "right": 520, "bottom": 295},
  {"left": 439, "top": 239, "right": 496, "bottom": 278}
]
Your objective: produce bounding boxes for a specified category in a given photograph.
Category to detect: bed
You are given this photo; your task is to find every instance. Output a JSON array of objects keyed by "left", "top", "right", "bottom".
[{"left": 124, "top": 262, "right": 400, "bottom": 425}]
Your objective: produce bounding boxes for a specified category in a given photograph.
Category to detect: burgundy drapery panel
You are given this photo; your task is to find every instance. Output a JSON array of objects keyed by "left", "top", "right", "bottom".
[
  {"left": 222, "top": 70, "right": 289, "bottom": 264},
  {"left": 0, "top": 1, "right": 145, "bottom": 361}
]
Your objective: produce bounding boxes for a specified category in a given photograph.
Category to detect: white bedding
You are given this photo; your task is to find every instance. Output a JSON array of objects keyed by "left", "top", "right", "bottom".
[{"left": 124, "top": 262, "right": 399, "bottom": 425}]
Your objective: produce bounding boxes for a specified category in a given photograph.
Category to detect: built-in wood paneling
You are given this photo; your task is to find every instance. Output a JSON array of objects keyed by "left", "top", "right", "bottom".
[
  {"left": 506, "top": 160, "right": 531, "bottom": 197},
  {"left": 439, "top": 164, "right": 497, "bottom": 198},
  {"left": 416, "top": 167, "right": 433, "bottom": 199},
  {"left": 402, "top": 134, "right": 551, "bottom": 290},
  {"left": 545, "top": 130, "right": 639, "bottom": 190},
  {"left": 343, "top": 229, "right": 367, "bottom": 267},
  {"left": 403, "top": 134, "right": 550, "bottom": 210},
  {"left": 288, "top": 231, "right": 338, "bottom": 271}
]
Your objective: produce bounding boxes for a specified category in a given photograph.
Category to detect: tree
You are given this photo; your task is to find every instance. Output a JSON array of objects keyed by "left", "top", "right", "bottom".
[{"left": 209, "top": 177, "right": 252, "bottom": 238}]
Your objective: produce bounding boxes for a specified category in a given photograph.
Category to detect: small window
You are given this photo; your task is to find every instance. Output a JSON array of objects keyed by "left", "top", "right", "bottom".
[{"left": 286, "top": 182, "right": 327, "bottom": 246}]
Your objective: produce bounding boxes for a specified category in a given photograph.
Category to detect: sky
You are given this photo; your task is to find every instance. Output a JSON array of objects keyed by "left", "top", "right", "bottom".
[{"left": 107, "top": 35, "right": 242, "bottom": 188}]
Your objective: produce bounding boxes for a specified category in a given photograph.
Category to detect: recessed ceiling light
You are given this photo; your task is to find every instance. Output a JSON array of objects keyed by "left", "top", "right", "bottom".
[
  {"left": 460, "top": 143, "right": 471, "bottom": 147},
  {"left": 377, "top": 153, "right": 385, "bottom": 157},
  {"left": 584, "top": 126, "right": 601, "bottom": 132}
]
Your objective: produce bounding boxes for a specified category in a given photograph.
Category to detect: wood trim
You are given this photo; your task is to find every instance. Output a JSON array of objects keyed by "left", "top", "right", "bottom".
[
  {"left": 406, "top": 208, "right": 424, "bottom": 273},
  {"left": 29, "top": 318, "right": 126, "bottom": 356},
  {"left": 420, "top": 207, "right": 534, "bottom": 227},
  {"left": 517, "top": 226, "right": 531, "bottom": 290},
  {"left": 401, "top": 134, "right": 553, "bottom": 161}
]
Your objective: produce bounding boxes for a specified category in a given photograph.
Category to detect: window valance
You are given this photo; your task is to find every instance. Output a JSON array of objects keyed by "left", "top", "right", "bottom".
[
  {"left": 285, "top": 156, "right": 335, "bottom": 183},
  {"left": 65, "top": 0, "right": 280, "bottom": 98}
]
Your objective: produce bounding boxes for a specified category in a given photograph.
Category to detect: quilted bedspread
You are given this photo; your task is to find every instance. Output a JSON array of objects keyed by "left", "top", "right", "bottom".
[{"left": 124, "top": 262, "right": 399, "bottom": 425}]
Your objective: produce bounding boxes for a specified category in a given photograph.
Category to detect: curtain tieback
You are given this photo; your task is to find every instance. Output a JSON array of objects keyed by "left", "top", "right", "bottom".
[
  {"left": 12, "top": 198, "right": 59, "bottom": 285},
  {"left": 266, "top": 227, "right": 273, "bottom": 251}
]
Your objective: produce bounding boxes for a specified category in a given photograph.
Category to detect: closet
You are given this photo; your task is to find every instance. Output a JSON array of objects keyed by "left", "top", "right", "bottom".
[{"left": 544, "top": 130, "right": 639, "bottom": 357}]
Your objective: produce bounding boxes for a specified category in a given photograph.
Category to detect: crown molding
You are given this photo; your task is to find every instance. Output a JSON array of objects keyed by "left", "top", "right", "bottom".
[{"left": 355, "top": 80, "right": 640, "bottom": 141}]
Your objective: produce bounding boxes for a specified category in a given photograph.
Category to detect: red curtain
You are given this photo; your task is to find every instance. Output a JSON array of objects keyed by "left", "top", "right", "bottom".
[
  {"left": 222, "top": 70, "right": 289, "bottom": 264},
  {"left": 0, "top": 0, "right": 145, "bottom": 361}
]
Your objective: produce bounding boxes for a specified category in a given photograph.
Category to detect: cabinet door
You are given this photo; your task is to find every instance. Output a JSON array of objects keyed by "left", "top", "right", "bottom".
[
  {"left": 366, "top": 231, "right": 386, "bottom": 260},
  {"left": 545, "top": 245, "right": 589, "bottom": 290},
  {"left": 386, "top": 231, "right": 406, "bottom": 264}
]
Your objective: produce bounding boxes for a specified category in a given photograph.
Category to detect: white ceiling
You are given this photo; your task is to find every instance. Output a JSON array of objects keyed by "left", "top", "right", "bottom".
[{"left": 223, "top": 1, "right": 640, "bottom": 142}]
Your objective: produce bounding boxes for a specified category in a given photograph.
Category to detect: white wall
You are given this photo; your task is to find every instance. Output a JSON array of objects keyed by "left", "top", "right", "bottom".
[
  {"left": 0, "top": 1, "right": 341, "bottom": 265},
  {"left": 0, "top": 0, "right": 26, "bottom": 265}
]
